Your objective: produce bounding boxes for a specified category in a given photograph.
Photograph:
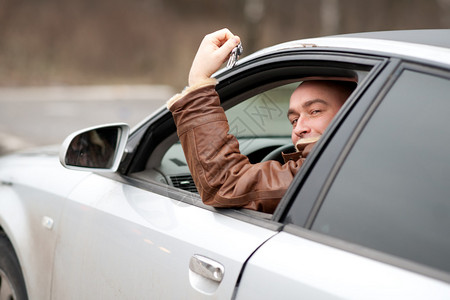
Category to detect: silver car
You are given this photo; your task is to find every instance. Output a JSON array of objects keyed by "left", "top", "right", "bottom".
[{"left": 1, "top": 29, "right": 450, "bottom": 299}]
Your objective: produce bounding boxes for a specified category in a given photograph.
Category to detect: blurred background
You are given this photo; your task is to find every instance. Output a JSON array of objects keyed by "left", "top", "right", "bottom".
[{"left": 1, "top": 0, "right": 449, "bottom": 154}]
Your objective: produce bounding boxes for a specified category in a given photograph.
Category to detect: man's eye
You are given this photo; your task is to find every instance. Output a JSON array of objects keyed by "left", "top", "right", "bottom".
[
  {"left": 291, "top": 119, "right": 298, "bottom": 126},
  {"left": 311, "top": 109, "right": 321, "bottom": 115}
]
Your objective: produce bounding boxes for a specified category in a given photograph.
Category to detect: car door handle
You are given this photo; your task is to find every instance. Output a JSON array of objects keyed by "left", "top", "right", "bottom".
[{"left": 189, "top": 254, "right": 224, "bottom": 283}]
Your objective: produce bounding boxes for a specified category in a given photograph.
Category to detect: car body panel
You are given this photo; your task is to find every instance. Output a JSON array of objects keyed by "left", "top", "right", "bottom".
[
  {"left": 51, "top": 173, "right": 277, "bottom": 299},
  {"left": 0, "top": 149, "right": 91, "bottom": 299},
  {"left": 235, "top": 231, "right": 450, "bottom": 300}
]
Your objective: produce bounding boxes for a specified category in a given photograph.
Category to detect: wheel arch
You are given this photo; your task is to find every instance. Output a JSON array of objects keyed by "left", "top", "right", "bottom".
[{"left": 0, "top": 185, "right": 49, "bottom": 300}]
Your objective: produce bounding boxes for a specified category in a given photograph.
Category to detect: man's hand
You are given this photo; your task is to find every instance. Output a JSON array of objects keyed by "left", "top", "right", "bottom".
[{"left": 188, "top": 28, "right": 241, "bottom": 87}]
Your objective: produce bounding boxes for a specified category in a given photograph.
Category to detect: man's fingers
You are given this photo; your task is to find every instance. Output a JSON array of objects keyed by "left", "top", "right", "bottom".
[
  {"left": 188, "top": 29, "right": 241, "bottom": 86},
  {"left": 208, "top": 28, "right": 234, "bottom": 45},
  {"left": 216, "top": 36, "right": 240, "bottom": 61},
  {"left": 206, "top": 28, "right": 240, "bottom": 51}
]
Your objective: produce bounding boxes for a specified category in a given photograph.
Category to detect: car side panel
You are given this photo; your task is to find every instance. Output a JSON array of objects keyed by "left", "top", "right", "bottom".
[
  {"left": 51, "top": 174, "right": 276, "bottom": 299},
  {"left": 0, "top": 154, "right": 90, "bottom": 299},
  {"left": 235, "top": 231, "right": 450, "bottom": 299}
]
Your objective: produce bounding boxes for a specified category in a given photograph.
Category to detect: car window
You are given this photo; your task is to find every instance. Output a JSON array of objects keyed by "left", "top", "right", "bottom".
[
  {"left": 129, "top": 57, "right": 374, "bottom": 216},
  {"left": 311, "top": 69, "right": 450, "bottom": 274},
  {"left": 156, "top": 83, "right": 295, "bottom": 192}
]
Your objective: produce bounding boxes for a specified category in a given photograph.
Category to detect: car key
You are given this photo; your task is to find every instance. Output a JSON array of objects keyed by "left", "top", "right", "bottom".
[{"left": 227, "top": 42, "right": 243, "bottom": 68}]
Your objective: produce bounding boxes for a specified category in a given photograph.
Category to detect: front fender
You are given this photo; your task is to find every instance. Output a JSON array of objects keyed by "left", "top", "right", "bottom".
[{"left": 0, "top": 152, "right": 91, "bottom": 299}]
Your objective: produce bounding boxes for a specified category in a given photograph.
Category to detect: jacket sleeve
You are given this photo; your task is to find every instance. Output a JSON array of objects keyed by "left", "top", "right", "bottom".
[{"left": 169, "top": 83, "right": 305, "bottom": 213}]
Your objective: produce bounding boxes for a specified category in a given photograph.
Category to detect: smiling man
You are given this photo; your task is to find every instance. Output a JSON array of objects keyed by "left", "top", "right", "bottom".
[
  {"left": 168, "top": 29, "right": 355, "bottom": 213},
  {"left": 288, "top": 80, "right": 355, "bottom": 151}
]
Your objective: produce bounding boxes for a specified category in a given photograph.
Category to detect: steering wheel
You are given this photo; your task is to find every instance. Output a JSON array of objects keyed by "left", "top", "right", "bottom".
[{"left": 261, "top": 144, "right": 296, "bottom": 164}]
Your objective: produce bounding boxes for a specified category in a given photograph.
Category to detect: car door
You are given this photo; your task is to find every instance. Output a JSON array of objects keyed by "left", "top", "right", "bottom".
[
  {"left": 51, "top": 173, "right": 278, "bottom": 299},
  {"left": 235, "top": 62, "right": 450, "bottom": 298}
]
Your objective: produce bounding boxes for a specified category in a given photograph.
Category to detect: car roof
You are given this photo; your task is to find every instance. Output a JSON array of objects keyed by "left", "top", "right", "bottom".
[
  {"left": 237, "top": 29, "right": 450, "bottom": 68},
  {"left": 336, "top": 29, "right": 450, "bottom": 49}
]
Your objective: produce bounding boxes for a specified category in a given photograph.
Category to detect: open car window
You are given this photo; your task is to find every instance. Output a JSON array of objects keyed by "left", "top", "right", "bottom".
[
  {"left": 133, "top": 82, "right": 297, "bottom": 193},
  {"left": 127, "top": 55, "right": 378, "bottom": 219},
  {"left": 131, "top": 76, "right": 360, "bottom": 191}
]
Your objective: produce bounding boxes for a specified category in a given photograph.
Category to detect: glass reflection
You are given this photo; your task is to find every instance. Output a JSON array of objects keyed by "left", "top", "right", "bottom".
[{"left": 65, "top": 127, "right": 119, "bottom": 168}]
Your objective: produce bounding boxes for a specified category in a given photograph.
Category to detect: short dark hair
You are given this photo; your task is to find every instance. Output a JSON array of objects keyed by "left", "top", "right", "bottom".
[{"left": 321, "top": 80, "right": 357, "bottom": 97}]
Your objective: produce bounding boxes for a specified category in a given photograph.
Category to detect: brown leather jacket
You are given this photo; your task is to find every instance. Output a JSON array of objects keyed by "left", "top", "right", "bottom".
[{"left": 169, "top": 83, "right": 313, "bottom": 213}]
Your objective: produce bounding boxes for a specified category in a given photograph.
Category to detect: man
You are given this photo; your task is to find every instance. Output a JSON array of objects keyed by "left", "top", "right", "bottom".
[{"left": 167, "top": 29, "right": 355, "bottom": 213}]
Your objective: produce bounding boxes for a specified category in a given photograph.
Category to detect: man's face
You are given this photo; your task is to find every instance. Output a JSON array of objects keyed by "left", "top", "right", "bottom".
[{"left": 287, "top": 81, "right": 350, "bottom": 146}]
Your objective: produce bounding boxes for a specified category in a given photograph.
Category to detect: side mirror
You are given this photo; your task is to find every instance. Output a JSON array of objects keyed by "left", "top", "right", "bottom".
[{"left": 60, "top": 123, "right": 130, "bottom": 172}]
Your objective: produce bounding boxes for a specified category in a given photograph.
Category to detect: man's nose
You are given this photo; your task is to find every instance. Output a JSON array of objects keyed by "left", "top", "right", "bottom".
[{"left": 293, "top": 117, "right": 310, "bottom": 137}]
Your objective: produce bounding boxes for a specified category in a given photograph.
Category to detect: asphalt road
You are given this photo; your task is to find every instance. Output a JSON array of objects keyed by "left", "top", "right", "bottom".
[{"left": 0, "top": 85, "right": 174, "bottom": 155}]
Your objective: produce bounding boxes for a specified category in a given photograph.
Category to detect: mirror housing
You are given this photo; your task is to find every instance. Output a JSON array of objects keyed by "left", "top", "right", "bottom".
[{"left": 60, "top": 123, "right": 130, "bottom": 172}]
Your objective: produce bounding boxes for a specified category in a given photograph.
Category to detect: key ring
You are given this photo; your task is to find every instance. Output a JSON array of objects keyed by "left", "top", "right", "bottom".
[{"left": 227, "top": 43, "right": 243, "bottom": 68}]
